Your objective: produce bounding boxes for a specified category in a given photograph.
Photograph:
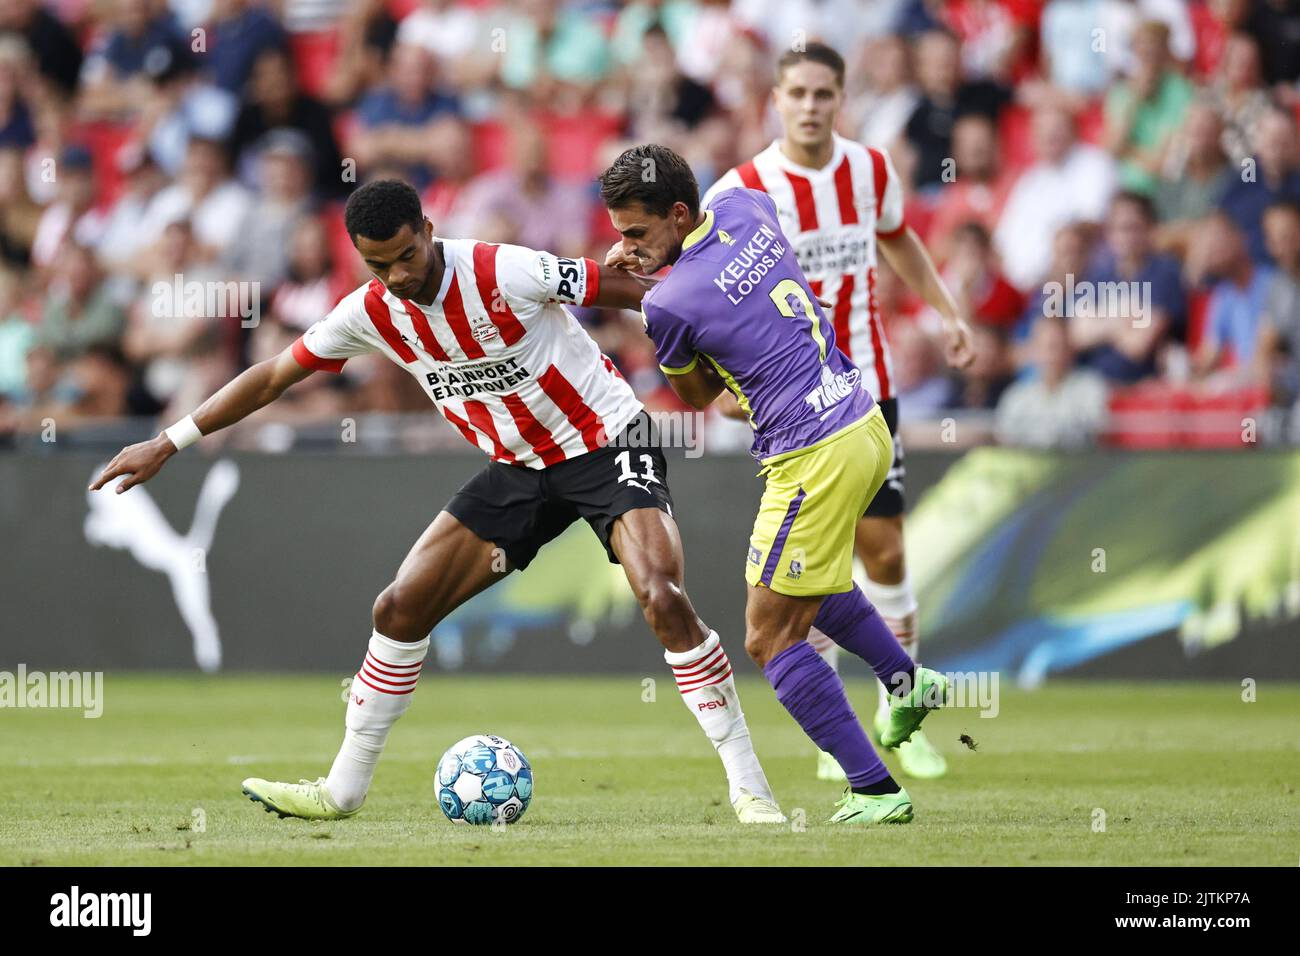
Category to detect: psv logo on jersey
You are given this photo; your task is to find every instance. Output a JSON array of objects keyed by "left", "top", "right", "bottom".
[{"left": 469, "top": 313, "right": 499, "bottom": 343}]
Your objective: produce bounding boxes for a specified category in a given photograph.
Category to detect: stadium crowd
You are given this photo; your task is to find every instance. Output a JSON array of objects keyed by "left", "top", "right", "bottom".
[{"left": 0, "top": 0, "right": 1296, "bottom": 450}]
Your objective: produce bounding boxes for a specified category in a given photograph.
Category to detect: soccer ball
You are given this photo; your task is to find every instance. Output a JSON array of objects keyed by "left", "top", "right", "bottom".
[{"left": 435, "top": 734, "right": 532, "bottom": 825}]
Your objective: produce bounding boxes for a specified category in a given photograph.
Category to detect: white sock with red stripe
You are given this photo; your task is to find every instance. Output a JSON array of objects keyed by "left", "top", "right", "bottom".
[
  {"left": 665, "top": 631, "right": 775, "bottom": 805},
  {"left": 324, "top": 630, "right": 428, "bottom": 812},
  {"left": 859, "top": 572, "right": 920, "bottom": 712}
]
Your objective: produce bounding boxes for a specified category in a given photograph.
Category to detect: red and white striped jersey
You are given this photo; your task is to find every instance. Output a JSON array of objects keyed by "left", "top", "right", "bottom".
[
  {"left": 291, "top": 238, "right": 643, "bottom": 469},
  {"left": 703, "top": 134, "right": 905, "bottom": 401}
]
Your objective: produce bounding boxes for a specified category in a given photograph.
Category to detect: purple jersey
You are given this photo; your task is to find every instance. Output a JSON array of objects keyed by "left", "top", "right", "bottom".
[{"left": 642, "top": 187, "right": 876, "bottom": 461}]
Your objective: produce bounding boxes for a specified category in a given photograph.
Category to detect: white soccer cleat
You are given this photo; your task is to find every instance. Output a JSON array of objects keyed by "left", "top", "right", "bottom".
[{"left": 733, "top": 788, "right": 788, "bottom": 824}]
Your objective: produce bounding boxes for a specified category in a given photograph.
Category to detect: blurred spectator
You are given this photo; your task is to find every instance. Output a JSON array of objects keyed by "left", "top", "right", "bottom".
[
  {"left": 396, "top": 0, "right": 490, "bottom": 89},
  {"left": 937, "top": 221, "right": 1025, "bottom": 331},
  {"left": 733, "top": 0, "right": 898, "bottom": 61},
  {"left": 122, "top": 219, "right": 233, "bottom": 419},
  {"left": 1190, "top": 0, "right": 1252, "bottom": 80},
  {"left": 943, "top": 0, "right": 1040, "bottom": 84},
  {"left": 0, "top": 267, "right": 31, "bottom": 397},
  {"left": 939, "top": 320, "right": 1015, "bottom": 410},
  {"left": 1153, "top": 103, "right": 1234, "bottom": 236},
  {"left": 995, "top": 314, "right": 1109, "bottom": 448},
  {"left": 96, "top": 147, "right": 169, "bottom": 278},
  {"left": 1253, "top": 201, "right": 1300, "bottom": 405},
  {"left": 1245, "top": 0, "right": 1300, "bottom": 87},
  {"left": 268, "top": 216, "right": 348, "bottom": 332},
  {"left": 1217, "top": 107, "right": 1300, "bottom": 266},
  {"left": 420, "top": 117, "right": 475, "bottom": 230},
  {"left": 62, "top": 344, "right": 143, "bottom": 422},
  {"left": 322, "top": 0, "right": 398, "bottom": 107},
  {"left": 221, "top": 129, "right": 315, "bottom": 289},
  {"left": 229, "top": 47, "right": 347, "bottom": 200},
  {"left": 33, "top": 240, "right": 126, "bottom": 360},
  {"left": 848, "top": 34, "right": 919, "bottom": 152},
  {"left": 1039, "top": 0, "right": 1108, "bottom": 97},
  {"left": 31, "top": 144, "right": 107, "bottom": 273},
  {"left": 0, "top": 0, "right": 83, "bottom": 98},
  {"left": 137, "top": 137, "right": 253, "bottom": 266},
  {"left": 135, "top": 34, "right": 239, "bottom": 177},
  {"left": 1015, "top": 221, "right": 1099, "bottom": 343},
  {"left": 350, "top": 43, "right": 461, "bottom": 190},
  {"left": 0, "top": 343, "right": 68, "bottom": 433},
  {"left": 1073, "top": 191, "right": 1185, "bottom": 383},
  {"left": 1102, "top": 20, "right": 1194, "bottom": 195},
  {"left": 925, "top": 113, "right": 1014, "bottom": 260},
  {"left": 1098, "top": 0, "right": 1196, "bottom": 75},
  {"left": 1193, "top": 212, "right": 1275, "bottom": 376},
  {"left": 0, "top": 146, "right": 40, "bottom": 267},
  {"left": 904, "top": 29, "right": 1010, "bottom": 191},
  {"left": 1203, "top": 31, "right": 1273, "bottom": 166},
  {"left": 892, "top": 318, "right": 950, "bottom": 420},
  {"left": 624, "top": 24, "right": 717, "bottom": 136},
  {"left": 206, "top": 0, "right": 288, "bottom": 95},
  {"left": 0, "top": 36, "right": 36, "bottom": 149},
  {"left": 452, "top": 120, "right": 592, "bottom": 251},
  {"left": 611, "top": 0, "right": 696, "bottom": 67},
  {"left": 78, "top": 0, "right": 187, "bottom": 120},
  {"left": 995, "top": 106, "right": 1115, "bottom": 290},
  {"left": 498, "top": 0, "right": 612, "bottom": 93}
]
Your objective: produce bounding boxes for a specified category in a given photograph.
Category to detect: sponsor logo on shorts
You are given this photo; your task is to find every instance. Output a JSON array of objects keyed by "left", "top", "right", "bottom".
[
  {"left": 747, "top": 546, "right": 762, "bottom": 565},
  {"left": 787, "top": 548, "right": 806, "bottom": 579}
]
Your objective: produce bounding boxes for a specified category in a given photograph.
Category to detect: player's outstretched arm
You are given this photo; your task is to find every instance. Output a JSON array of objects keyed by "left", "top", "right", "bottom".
[
  {"left": 592, "top": 262, "right": 660, "bottom": 311},
  {"left": 89, "top": 347, "right": 314, "bottom": 494},
  {"left": 878, "top": 226, "right": 976, "bottom": 369}
]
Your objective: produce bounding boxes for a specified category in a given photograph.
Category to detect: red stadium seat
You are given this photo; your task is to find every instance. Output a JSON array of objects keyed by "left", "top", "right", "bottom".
[{"left": 1104, "top": 382, "right": 1269, "bottom": 449}]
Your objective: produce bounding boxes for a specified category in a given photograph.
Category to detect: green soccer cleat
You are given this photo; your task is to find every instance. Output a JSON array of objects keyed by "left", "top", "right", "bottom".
[
  {"left": 827, "top": 787, "right": 913, "bottom": 825},
  {"left": 874, "top": 705, "right": 949, "bottom": 779},
  {"left": 816, "top": 750, "right": 849, "bottom": 782},
  {"left": 241, "top": 776, "right": 359, "bottom": 821},
  {"left": 878, "top": 666, "right": 948, "bottom": 749},
  {"left": 733, "top": 789, "right": 788, "bottom": 824},
  {"left": 896, "top": 729, "right": 948, "bottom": 779}
]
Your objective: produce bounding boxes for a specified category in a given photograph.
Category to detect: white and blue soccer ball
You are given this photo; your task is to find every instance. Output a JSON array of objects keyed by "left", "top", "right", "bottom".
[{"left": 435, "top": 734, "right": 532, "bottom": 825}]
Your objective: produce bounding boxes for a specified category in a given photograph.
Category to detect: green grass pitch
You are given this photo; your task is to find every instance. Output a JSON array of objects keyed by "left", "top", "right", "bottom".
[{"left": 2, "top": 675, "right": 1297, "bottom": 866}]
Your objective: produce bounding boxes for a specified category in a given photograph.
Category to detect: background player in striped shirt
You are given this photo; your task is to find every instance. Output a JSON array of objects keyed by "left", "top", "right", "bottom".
[
  {"left": 89, "top": 179, "right": 785, "bottom": 825},
  {"left": 703, "top": 43, "right": 975, "bottom": 782}
]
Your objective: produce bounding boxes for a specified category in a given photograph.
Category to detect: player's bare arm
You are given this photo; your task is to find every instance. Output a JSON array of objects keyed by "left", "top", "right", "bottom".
[
  {"left": 88, "top": 347, "right": 313, "bottom": 494},
  {"left": 591, "top": 263, "right": 659, "bottom": 310},
  {"left": 878, "top": 226, "right": 977, "bottom": 369},
  {"left": 664, "top": 359, "right": 727, "bottom": 410}
]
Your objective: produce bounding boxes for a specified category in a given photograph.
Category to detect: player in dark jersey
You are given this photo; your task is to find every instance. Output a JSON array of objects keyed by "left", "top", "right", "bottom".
[{"left": 598, "top": 145, "right": 951, "bottom": 824}]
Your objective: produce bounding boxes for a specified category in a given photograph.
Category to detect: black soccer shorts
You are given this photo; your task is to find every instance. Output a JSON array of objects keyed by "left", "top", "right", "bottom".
[
  {"left": 863, "top": 397, "right": 906, "bottom": 518},
  {"left": 444, "top": 411, "right": 674, "bottom": 570}
]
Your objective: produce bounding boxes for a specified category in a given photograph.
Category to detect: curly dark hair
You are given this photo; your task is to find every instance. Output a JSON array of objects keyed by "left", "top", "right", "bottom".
[
  {"left": 343, "top": 178, "right": 425, "bottom": 243},
  {"left": 598, "top": 144, "right": 699, "bottom": 219}
]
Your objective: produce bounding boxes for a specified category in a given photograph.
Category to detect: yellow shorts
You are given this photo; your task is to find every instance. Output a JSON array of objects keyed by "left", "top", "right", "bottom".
[{"left": 744, "top": 406, "right": 893, "bottom": 596}]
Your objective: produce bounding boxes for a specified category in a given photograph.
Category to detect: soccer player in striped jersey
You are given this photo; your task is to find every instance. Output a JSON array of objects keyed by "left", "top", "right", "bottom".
[
  {"left": 599, "top": 143, "right": 962, "bottom": 824},
  {"left": 89, "top": 179, "right": 785, "bottom": 824},
  {"left": 702, "top": 42, "right": 975, "bottom": 782}
]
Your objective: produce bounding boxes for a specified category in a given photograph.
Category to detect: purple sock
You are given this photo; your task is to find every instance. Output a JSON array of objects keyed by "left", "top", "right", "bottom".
[
  {"left": 763, "top": 640, "right": 889, "bottom": 788},
  {"left": 814, "top": 587, "right": 915, "bottom": 696}
]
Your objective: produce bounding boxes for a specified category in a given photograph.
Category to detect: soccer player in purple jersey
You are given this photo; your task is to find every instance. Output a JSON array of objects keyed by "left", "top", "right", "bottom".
[{"left": 598, "top": 144, "right": 955, "bottom": 824}]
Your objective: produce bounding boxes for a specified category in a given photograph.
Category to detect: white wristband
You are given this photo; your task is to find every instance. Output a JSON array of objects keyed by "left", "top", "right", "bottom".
[{"left": 164, "top": 415, "right": 203, "bottom": 451}]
